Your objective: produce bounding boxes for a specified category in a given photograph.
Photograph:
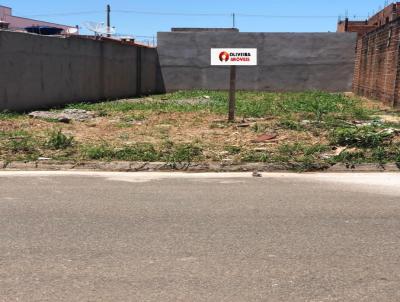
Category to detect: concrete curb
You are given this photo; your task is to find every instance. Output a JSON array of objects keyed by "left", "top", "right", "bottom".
[
  {"left": 0, "top": 161, "right": 399, "bottom": 173},
  {"left": 326, "top": 163, "right": 400, "bottom": 172},
  {"left": 0, "top": 161, "right": 287, "bottom": 173}
]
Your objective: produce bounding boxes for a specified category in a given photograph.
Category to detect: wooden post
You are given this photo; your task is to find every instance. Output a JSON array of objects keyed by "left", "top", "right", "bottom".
[{"left": 228, "top": 66, "right": 237, "bottom": 122}]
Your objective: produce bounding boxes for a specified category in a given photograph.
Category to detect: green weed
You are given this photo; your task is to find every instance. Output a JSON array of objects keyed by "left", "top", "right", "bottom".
[
  {"left": 65, "top": 91, "right": 373, "bottom": 120},
  {"left": 163, "top": 143, "right": 203, "bottom": 164},
  {"left": 372, "top": 147, "right": 387, "bottom": 164},
  {"left": 251, "top": 123, "right": 268, "bottom": 133},
  {"left": 331, "top": 126, "right": 392, "bottom": 148},
  {"left": 224, "top": 145, "right": 242, "bottom": 155},
  {"left": 45, "top": 130, "right": 74, "bottom": 150},
  {"left": 332, "top": 150, "right": 366, "bottom": 165},
  {"left": 84, "top": 144, "right": 114, "bottom": 160},
  {"left": 0, "top": 111, "right": 21, "bottom": 120},
  {"left": 120, "top": 113, "right": 147, "bottom": 122},
  {"left": 278, "top": 119, "right": 305, "bottom": 131},
  {"left": 278, "top": 143, "right": 329, "bottom": 157},
  {"left": 242, "top": 151, "right": 270, "bottom": 162},
  {"left": 114, "top": 144, "right": 159, "bottom": 161},
  {"left": 8, "top": 137, "right": 36, "bottom": 153},
  {"left": 84, "top": 143, "right": 159, "bottom": 161}
]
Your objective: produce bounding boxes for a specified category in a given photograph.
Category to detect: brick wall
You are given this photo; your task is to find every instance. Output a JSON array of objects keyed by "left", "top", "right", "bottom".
[
  {"left": 368, "top": 2, "right": 400, "bottom": 26},
  {"left": 337, "top": 3, "right": 400, "bottom": 37},
  {"left": 337, "top": 20, "right": 377, "bottom": 36},
  {"left": 353, "top": 18, "right": 400, "bottom": 107}
]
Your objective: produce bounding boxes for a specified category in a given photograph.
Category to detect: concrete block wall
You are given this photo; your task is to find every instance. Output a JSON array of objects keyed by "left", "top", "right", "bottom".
[
  {"left": 353, "top": 19, "right": 400, "bottom": 107},
  {"left": 157, "top": 31, "right": 358, "bottom": 92},
  {"left": 1, "top": 30, "right": 360, "bottom": 111},
  {"left": 0, "top": 31, "right": 164, "bottom": 111}
]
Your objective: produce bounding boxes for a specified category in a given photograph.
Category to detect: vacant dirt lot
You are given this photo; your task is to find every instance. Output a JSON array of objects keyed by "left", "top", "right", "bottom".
[{"left": 1, "top": 91, "right": 399, "bottom": 170}]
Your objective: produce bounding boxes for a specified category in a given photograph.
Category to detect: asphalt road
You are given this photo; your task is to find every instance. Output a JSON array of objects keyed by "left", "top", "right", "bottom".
[{"left": 0, "top": 172, "right": 400, "bottom": 302}]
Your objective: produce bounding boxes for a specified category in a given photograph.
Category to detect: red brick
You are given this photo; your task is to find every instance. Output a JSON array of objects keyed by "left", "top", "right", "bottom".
[{"left": 353, "top": 20, "right": 400, "bottom": 107}]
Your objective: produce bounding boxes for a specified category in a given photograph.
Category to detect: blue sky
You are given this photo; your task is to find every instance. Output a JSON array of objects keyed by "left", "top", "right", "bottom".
[{"left": 1, "top": 0, "right": 393, "bottom": 40}]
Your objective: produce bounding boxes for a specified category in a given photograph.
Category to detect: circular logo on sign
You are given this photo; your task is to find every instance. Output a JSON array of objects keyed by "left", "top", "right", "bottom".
[{"left": 219, "top": 51, "right": 230, "bottom": 62}]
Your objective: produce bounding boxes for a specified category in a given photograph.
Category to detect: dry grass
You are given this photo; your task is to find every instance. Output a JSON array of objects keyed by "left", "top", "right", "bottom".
[
  {"left": 1, "top": 91, "right": 399, "bottom": 169},
  {"left": 0, "top": 111, "right": 327, "bottom": 160}
]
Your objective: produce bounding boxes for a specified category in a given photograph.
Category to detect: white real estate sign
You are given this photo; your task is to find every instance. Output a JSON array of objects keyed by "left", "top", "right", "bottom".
[{"left": 211, "top": 48, "right": 258, "bottom": 66}]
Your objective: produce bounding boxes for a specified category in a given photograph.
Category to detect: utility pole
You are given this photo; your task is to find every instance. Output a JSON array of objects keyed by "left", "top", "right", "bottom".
[
  {"left": 107, "top": 4, "right": 111, "bottom": 37},
  {"left": 232, "top": 13, "right": 236, "bottom": 28}
]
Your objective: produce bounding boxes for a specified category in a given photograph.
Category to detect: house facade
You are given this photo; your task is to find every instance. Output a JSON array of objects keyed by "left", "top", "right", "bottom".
[{"left": 0, "top": 5, "right": 77, "bottom": 34}]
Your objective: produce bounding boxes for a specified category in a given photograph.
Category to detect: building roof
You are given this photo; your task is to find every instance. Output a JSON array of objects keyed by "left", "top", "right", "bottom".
[{"left": 0, "top": 5, "right": 76, "bottom": 31}]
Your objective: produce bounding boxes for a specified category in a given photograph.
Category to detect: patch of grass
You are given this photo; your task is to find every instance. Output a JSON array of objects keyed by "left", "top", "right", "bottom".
[
  {"left": 1, "top": 129, "right": 30, "bottom": 138},
  {"left": 331, "top": 150, "right": 367, "bottom": 165},
  {"left": 224, "top": 145, "right": 242, "bottom": 155},
  {"left": 0, "top": 111, "right": 21, "bottom": 120},
  {"left": 67, "top": 100, "right": 142, "bottom": 113},
  {"left": 1, "top": 130, "right": 40, "bottom": 161},
  {"left": 1, "top": 91, "right": 395, "bottom": 170},
  {"left": 8, "top": 137, "right": 36, "bottom": 153},
  {"left": 234, "top": 91, "right": 373, "bottom": 120},
  {"left": 278, "top": 143, "right": 330, "bottom": 157},
  {"left": 270, "top": 143, "right": 330, "bottom": 170},
  {"left": 162, "top": 142, "right": 203, "bottom": 165},
  {"left": 278, "top": 119, "right": 305, "bottom": 131},
  {"left": 381, "top": 122, "right": 400, "bottom": 129},
  {"left": 304, "top": 144, "right": 331, "bottom": 156},
  {"left": 119, "top": 133, "right": 130, "bottom": 140},
  {"left": 84, "top": 143, "right": 159, "bottom": 162},
  {"left": 327, "top": 143, "right": 400, "bottom": 166},
  {"left": 67, "top": 93, "right": 222, "bottom": 114},
  {"left": 372, "top": 147, "right": 387, "bottom": 165},
  {"left": 251, "top": 123, "right": 268, "bottom": 133},
  {"left": 45, "top": 130, "right": 74, "bottom": 150},
  {"left": 290, "top": 155, "right": 326, "bottom": 172},
  {"left": 84, "top": 144, "right": 114, "bottom": 160},
  {"left": 114, "top": 144, "right": 159, "bottom": 161},
  {"left": 116, "top": 122, "right": 133, "bottom": 129},
  {"left": 396, "top": 151, "right": 400, "bottom": 164},
  {"left": 83, "top": 141, "right": 203, "bottom": 164},
  {"left": 97, "top": 110, "right": 109, "bottom": 117},
  {"left": 65, "top": 91, "right": 373, "bottom": 121},
  {"left": 242, "top": 151, "right": 270, "bottom": 162},
  {"left": 120, "top": 113, "right": 147, "bottom": 122},
  {"left": 331, "top": 126, "right": 392, "bottom": 148}
]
